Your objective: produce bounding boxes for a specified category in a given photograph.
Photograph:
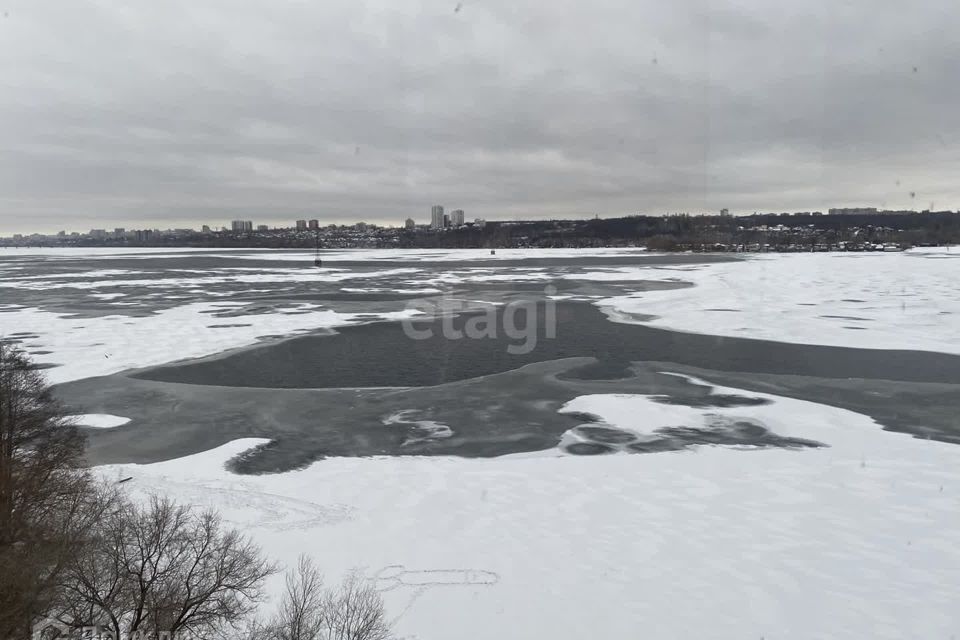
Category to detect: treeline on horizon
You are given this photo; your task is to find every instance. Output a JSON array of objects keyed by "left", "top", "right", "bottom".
[{"left": 5, "top": 210, "right": 960, "bottom": 250}]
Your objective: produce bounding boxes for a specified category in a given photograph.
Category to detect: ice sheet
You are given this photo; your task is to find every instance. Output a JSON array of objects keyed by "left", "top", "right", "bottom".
[
  {"left": 598, "top": 249, "right": 960, "bottom": 354},
  {"left": 97, "top": 380, "right": 960, "bottom": 640}
]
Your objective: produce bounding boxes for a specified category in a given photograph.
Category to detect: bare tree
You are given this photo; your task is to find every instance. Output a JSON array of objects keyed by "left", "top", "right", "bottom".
[
  {"left": 254, "top": 558, "right": 393, "bottom": 640},
  {"left": 0, "top": 344, "right": 98, "bottom": 639},
  {"left": 323, "top": 571, "right": 392, "bottom": 640},
  {"left": 63, "top": 494, "right": 277, "bottom": 639}
]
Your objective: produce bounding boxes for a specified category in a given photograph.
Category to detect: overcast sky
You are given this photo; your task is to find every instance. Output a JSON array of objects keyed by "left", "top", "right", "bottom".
[{"left": 1, "top": 0, "right": 957, "bottom": 234}]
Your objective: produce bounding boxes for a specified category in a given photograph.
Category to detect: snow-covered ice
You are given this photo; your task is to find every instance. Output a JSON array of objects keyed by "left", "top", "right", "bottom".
[
  {"left": 598, "top": 249, "right": 960, "bottom": 354},
  {"left": 69, "top": 414, "right": 131, "bottom": 429},
  {"left": 3, "top": 247, "right": 959, "bottom": 638},
  {"left": 98, "top": 378, "right": 960, "bottom": 640}
]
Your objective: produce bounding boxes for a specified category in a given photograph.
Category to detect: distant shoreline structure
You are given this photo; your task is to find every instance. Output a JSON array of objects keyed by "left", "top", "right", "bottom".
[{"left": 3, "top": 209, "right": 959, "bottom": 253}]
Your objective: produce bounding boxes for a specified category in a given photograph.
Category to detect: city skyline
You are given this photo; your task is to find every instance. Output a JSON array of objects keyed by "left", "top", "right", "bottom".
[
  {"left": 2, "top": 1, "right": 959, "bottom": 236},
  {"left": 5, "top": 203, "right": 952, "bottom": 241}
]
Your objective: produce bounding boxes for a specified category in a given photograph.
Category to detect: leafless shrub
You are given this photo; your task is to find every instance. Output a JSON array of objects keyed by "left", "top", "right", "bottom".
[
  {"left": 62, "top": 494, "right": 277, "bottom": 639},
  {"left": 253, "top": 557, "right": 393, "bottom": 640},
  {"left": 323, "top": 570, "right": 392, "bottom": 640}
]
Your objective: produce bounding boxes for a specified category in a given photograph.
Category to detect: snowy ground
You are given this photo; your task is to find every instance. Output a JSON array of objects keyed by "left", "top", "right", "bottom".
[
  {"left": 101, "top": 378, "right": 960, "bottom": 640},
  {"left": 599, "top": 247, "right": 960, "bottom": 354}
]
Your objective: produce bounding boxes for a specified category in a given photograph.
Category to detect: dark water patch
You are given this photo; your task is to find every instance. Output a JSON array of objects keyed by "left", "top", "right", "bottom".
[
  {"left": 705, "top": 308, "right": 741, "bottom": 312},
  {"left": 627, "top": 439, "right": 685, "bottom": 453},
  {"left": 562, "top": 411, "right": 602, "bottom": 424},
  {"left": 614, "top": 419, "right": 825, "bottom": 454},
  {"left": 844, "top": 326, "right": 867, "bottom": 330},
  {"left": 208, "top": 323, "right": 253, "bottom": 328},
  {"left": 564, "top": 442, "right": 616, "bottom": 455},
  {"left": 820, "top": 315, "right": 873, "bottom": 321},
  {"left": 658, "top": 419, "right": 823, "bottom": 449},
  {"left": 135, "top": 302, "right": 960, "bottom": 388},
  {"left": 560, "top": 360, "right": 636, "bottom": 380},
  {"left": 275, "top": 292, "right": 432, "bottom": 302},
  {"left": 565, "top": 410, "right": 824, "bottom": 455},
  {"left": 650, "top": 393, "right": 772, "bottom": 408},
  {"left": 226, "top": 440, "right": 320, "bottom": 475},
  {"left": 575, "top": 426, "right": 638, "bottom": 444}
]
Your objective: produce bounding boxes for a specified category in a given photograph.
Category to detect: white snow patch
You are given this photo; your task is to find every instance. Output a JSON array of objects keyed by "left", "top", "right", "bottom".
[
  {"left": 598, "top": 251, "right": 960, "bottom": 354},
  {"left": 69, "top": 414, "right": 131, "bottom": 429}
]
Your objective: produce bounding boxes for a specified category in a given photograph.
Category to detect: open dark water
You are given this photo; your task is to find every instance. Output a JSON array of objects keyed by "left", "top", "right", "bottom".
[{"left": 136, "top": 302, "right": 960, "bottom": 388}]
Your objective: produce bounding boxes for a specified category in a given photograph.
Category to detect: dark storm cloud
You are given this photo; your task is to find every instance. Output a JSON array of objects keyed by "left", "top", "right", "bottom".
[{"left": 1, "top": 0, "right": 958, "bottom": 233}]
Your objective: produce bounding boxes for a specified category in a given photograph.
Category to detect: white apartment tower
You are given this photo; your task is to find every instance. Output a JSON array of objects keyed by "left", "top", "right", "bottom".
[{"left": 430, "top": 205, "right": 445, "bottom": 230}]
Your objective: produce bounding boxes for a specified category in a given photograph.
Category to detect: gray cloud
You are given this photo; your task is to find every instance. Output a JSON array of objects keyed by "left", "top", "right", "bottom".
[{"left": 1, "top": 0, "right": 958, "bottom": 233}]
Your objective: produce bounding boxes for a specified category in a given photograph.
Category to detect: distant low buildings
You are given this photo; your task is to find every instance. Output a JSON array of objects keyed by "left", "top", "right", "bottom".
[
  {"left": 308, "top": 219, "right": 319, "bottom": 230},
  {"left": 257, "top": 224, "right": 269, "bottom": 232},
  {"left": 405, "top": 217, "right": 416, "bottom": 230},
  {"left": 828, "top": 207, "right": 878, "bottom": 216}
]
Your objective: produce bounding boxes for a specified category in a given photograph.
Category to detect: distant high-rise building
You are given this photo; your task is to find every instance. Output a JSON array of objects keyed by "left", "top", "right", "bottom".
[
  {"left": 201, "top": 225, "right": 211, "bottom": 234},
  {"left": 474, "top": 218, "right": 487, "bottom": 228},
  {"left": 404, "top": 218, "right": 416, "bottom": 230},
  {"left": 720, "top": 208, "right": 730, "bottom": 217},
  {"left": 231, "top": 220, "right": 253, "bottom": 233},
  {"left": 296, "top": 219, "right": 307, "bottom": 231},
  {"left": 257, "top": 225, "right": 269, "bottom": 232},
  {"left": 90, "top": 229, "right": 107, "bottom": 239},
  {"left": 308, "top": 219, "right": 319, "bottom": 230},
  {"left": 450, "top": 209, "right": 465, "bottom": 226},
  {"left": 430, "top": 205, "right": 445, "bottom": 230}
]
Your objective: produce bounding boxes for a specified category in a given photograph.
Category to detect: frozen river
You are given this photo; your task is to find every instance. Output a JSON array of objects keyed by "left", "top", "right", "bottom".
[{"left": 1, "top": 246, "right": 959, "bottom": 639}]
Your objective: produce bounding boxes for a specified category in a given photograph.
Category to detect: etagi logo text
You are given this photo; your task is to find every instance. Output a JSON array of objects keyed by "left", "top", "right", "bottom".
[{"left": 401, "top": 289, "right": 557, "bottom": 355}]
